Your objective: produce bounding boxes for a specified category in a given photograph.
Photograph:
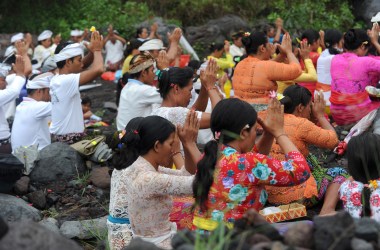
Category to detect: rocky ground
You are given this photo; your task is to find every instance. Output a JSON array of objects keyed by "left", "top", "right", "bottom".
[{"left": 0, "top": 77, "right": 352, "bottom": 249}]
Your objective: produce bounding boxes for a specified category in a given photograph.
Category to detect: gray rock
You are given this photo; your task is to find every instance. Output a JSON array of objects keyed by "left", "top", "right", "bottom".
[
  {"left": 284, "top": 221, "right": 314, "bottom": 249},
  {"left": 27, "top": 190, "right": 46, "bottom": 209},
  {"left": 104, "top": 101, "right": 118, "bottom": 111},
  {"left": 13, "top": 176, "right": 30, "bottom": 195},
  {"left": 313, "top": 211, "right": 355, "bottom": 250},
  {"left": 30, "top": 142, "right": 85, "bottom": 183},
  {"left": 0, "top": 220, "right": 82, "bottom": 250},
  {"left": 0, "top": 194, "right": 41, "bottom": 222},
  {"left": 89, "top": 167, "right": 111, "bottom": 189},
  {"left": 351, "top": 238, "right": 374, "bottom": 250},
  {"left": 38, "top": 217, "right": 60, "bottom": 235},
  {"left": 60, "top": 216, "right": 107, "bottom": 239},
  {"left": 123, "top": 238, "right": 163, "bottom": 250},
  {"left": 353, "top": 0, "right": 380, "bottom": 25},
  {"left": 185, "top": 15, "right": 250, "bottom": 59},
  {"left": 354, "top": 217, "right": 380, "bottom": 242}
]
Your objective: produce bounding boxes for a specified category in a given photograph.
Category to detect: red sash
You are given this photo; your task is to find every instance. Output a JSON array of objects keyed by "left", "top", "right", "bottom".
[{"left": 330, "top": 90, "right": 369, "bottom": 105}]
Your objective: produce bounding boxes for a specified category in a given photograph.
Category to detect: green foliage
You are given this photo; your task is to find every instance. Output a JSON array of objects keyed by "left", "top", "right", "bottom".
[
  {"left": 0, "top": 0, "right": 152, "bottom": 39},
  {"left": 267, "top": 0, "right": 359, "bottom": 32}
]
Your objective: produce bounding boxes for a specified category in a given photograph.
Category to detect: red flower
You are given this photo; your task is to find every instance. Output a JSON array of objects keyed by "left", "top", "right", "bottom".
[
  {"left": 341, "top": 195, "right": 347, "bottom": 202},
  {"left": 350, "top": 192, "right": 361, "bottom": 206},
  {"left": 370, "top": 194, "right": 380, "bottom": 207}
]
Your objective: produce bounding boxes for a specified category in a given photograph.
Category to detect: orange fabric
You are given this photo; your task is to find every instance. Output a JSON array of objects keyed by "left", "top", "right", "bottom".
[
  {"left": 316, "top": 82, "right": 331, "bottom": 92},
  {"left": 258, "top": 112, "right": 339, "bottom": 204},
  {"left": 330, "top": 90, "right": 369, "bottom": 105},
  {"left": 233, "top": 56, "right": 302, "bottom": 104}
]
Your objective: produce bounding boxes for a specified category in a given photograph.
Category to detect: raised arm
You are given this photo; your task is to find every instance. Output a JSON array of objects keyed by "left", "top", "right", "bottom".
[
  {"left": 0, "top": 55, "right": 25, "bottom": 106},
  {"left": 294, "top": 41, "right": 317, "bottom": 82},
  {"left": 79, "top": 31, "right": 104, "bottom": 85},
  {"left": 178, "top": 110, "right": 201, "bottom": 175},
  {"left": 166, "top": 28, "right": 182, "bottom": 63},
  {"left": 15, "top": 41, "right": 32, "bottom": 76}
]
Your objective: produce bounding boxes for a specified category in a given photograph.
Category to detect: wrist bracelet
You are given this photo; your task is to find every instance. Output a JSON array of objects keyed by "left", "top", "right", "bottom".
[
  {"left": 206, "top": 86, "right": 217, "bottom": 91},
  {"left": 172, "top": 151, "right": 181, "bottom": 156},
  {"left": 275, "top": 133, "right": 287, "bottom": 140}
]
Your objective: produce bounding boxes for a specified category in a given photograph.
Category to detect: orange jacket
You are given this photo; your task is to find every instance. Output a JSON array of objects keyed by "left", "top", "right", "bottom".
[{"left": 233, "top": 56, "right": 302, "bottom": 104}]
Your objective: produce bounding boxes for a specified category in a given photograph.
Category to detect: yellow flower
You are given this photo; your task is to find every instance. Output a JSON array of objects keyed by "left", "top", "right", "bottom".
[
  {"left": 276, "top": 93, "right": 285, "bottom": 101},
  {"left": 369, "top": 180, "right": 378, "bottom": 189},
  {"left": 90, "top": 26, "right": 96, "bottom": 32}
]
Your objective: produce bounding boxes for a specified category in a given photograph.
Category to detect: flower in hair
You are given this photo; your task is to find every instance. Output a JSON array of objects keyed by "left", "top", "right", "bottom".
[
  {"left": 215, "top": 131, "right": 221, "bottom": 140},
  {"left": 369, "top": 180, "right": 379, "bottom": 190},
  {"left": 302, "top": 38, "right": 308, "bottom": 43},
  {"left": 244, "top": 32, "right": 251, "bottom": 37},
  {"left": 133, "top": 130, "right": 139, "bottom": 134},
  {"left": 170, "top": 83, "right": 176, "bottom": 88}
]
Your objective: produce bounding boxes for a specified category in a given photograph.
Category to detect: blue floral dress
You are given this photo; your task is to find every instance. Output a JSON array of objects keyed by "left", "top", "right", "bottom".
[{"left": 193, "top": 145, "right": 310, "bottom": 226}]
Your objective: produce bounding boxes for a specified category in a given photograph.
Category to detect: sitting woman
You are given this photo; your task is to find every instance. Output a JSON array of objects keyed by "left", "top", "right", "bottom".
[
  {"left": 339, "top": 132, "right": 380, "bottom": 222},
  {"left": 264, "top": 85, "right": 349, "bottom": 215},
  {"left": 233, "top": 31, "right": 301, "bottom": 111},
  {"left": 316, "top": 29, "right": 343, "bottom": 113},
  {"left": 192, "top": 97, "right": 310, "bottom": 231},
  {"left": 330, "top": 26, "right": 380, "bottom": 126},
  {"left": 207, "top": 41, "right": 235, "bottom": 98},
  {"left": 152, "top": 54, "right": 221, "bottom": 129},
  {"left": 108, "top": 113, "right": 199, "bottom": 250}
]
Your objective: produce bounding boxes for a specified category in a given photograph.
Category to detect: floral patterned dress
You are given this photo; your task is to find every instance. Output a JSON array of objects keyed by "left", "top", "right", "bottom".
[
  {"left": 339, "top": 179, "right": 380, "bottom": 222},
  {"left": 193, "top": 145, "right": 310, "bottom": 228}
]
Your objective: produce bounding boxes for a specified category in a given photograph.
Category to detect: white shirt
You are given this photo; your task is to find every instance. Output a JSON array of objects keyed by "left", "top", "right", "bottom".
[
  {"left": 317, "top": 49, "right": 335, "bottom": 85},
  {"left": 49, "top": 74, "right": 84, "bottom": 135},
  {"left": 33, "top": 45, "right": 54, "bottom": 68},
  {"left": 3, "top": 74, "right": 19, "bottom": 119},
  {"left": 116, "top": 79, "right": 162, "bottom": 130},
  {"left": 0, "top": 76, "right": 25, "bottom": 140},
  {"left": 229, "top": 44, "right": 246, "bottom": 58},
  {"left": 151, "top": 106, "right": 202, "bottom": 126},
  {"left": 317, "top": 49, "right": 336, "bottom": 106},
  {"left": 11, "top": 97, "right": 52, "bottom": 150},
  {"left": 104, "top": 40, "right": 125, "bottom": 64}
]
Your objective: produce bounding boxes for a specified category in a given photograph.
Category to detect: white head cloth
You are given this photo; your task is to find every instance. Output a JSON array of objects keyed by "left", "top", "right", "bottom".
[
  {"left": 11, "top": 33, "right": 24, "bottom": 43},
  {"left": 26, "top": 72, "right": 54, "bottom": 89},
  {"left": 138, "top": 39, "right": 164, "bottom": 51},
  {"left": 70, "top": 30, "right": 80, "bottom": 37},
  {"left": 38, "top": 30, "right": 53, "bottom": 41},
  {"left": 54, "top": 43, "right": 84, "bottom": 63}
]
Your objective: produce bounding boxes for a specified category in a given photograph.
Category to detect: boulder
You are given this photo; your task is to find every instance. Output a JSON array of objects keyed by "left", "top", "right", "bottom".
[
  {"left": 351, "top": 237, "right": 374, "bottom": 250},
  {"left": 89, "top": 167, "right": 111, "bottom": 189},
  {"left": 354, "top": 217, "right": 380, "bottom": 243},
  {"left": 352, "top": 0, "right": 380, "bottom": 25},
  {"left": 13, "top": 176, "right": 30, "bottom": 195},
  {"left": 0, "top": 194, "right": 41, "bottom": 222},
  {"left": 123, "top": 238, "right": 163, "bottom": 250},
  {"left": 60, "top": 216, "right": 107, "bottom": 239},
  {"left": 284, "top": 221, "right": 314, "bottom": 249},
  {"left": 30, "top": 142, "right": 85, "bottom": 183},
  {"left": 313, "top": 211, "right": 355, "bottom": 250},
  {"left": 0, "top": 219, "right": 82, "bottom": 250},
  {"left": 38, "top": 217, "right": 60, "bottom": 235},
  {"left": 27, "top": 190, "right": 46, "bottom": 209}
]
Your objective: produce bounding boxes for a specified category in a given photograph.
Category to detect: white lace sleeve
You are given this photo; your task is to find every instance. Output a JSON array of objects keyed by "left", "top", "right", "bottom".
[
  {"left": 158, "top": 166, "right": 192, "bottom": 176},
  {"left": 139, "top": 170, "right": 193, "bottom": 196}
]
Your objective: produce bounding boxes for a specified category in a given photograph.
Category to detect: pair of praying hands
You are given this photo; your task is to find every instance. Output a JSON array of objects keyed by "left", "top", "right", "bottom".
[{"left": 171, "top": 110, "right": 200, "bottom": 156}]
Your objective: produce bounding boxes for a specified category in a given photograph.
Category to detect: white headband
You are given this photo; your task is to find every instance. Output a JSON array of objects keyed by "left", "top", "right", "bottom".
[
  {"left": 54, "top": 43, "right": 84, "bottom": 63},
  {"left": 11, "top": 33, "right": 24, "bottom": 43},
  {"left": 38, "top": 30, "right": 53, "bottom": 41},
  {"left": 26, "top": 72, "right": 53, "bottom": 89}
]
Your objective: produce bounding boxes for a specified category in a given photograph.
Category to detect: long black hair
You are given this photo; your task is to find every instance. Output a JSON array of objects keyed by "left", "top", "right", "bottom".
[
  {"left": 193, "top": 98, "right": 257, "bottom": 211},
  {"left": 157, "top": 67, "right": 194, "bottom": 99},
  {"left": 113, "top": 116, "right": 175, "bottom": 170},
  {"left": 280, "top": 85, "right": 312, "bottom": 114},
  {"left": 301, "top": 29, "right": 320, "bottom": 46},
  {"left": 347, "top": 132, "right": 380, "bottom": 216}
]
